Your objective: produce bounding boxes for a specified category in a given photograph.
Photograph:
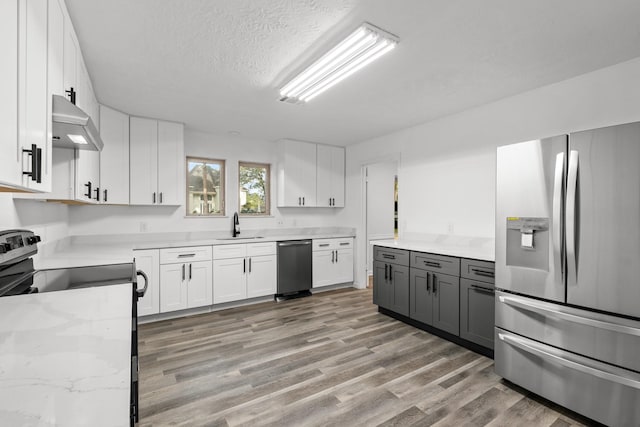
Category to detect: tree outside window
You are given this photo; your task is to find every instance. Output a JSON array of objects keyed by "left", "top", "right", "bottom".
[
  {"left": 186, "top": 157, "right": 225, "bottom": 216},
  {"left": 239, "top": 162, "right": 270, "bottom": 215}
]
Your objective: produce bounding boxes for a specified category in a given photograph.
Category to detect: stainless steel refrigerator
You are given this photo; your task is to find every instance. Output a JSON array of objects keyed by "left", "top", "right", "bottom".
[{"left": 494, "top": 121, "right": 640, "bottom": 426}]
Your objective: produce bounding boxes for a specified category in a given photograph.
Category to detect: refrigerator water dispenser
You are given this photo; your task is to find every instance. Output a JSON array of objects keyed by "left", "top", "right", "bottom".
[{"left": 506, "top": 217, "right": 549, "bottom": 271}]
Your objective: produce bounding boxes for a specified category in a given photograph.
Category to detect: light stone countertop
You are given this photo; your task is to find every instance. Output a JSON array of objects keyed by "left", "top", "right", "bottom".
[
  {"left": 370, "top": 234, "right": 495, "bottom": 261},
  {"left": 34, "top": 227, "right": 356, "bottom": 269},
  {"left": 0, "top": 284, "right": 132, "bottom": 426}
]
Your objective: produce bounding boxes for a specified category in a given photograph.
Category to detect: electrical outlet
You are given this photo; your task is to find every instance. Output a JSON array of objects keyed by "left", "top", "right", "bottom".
[
  {"left": 140, "top": 222, "right": 148, "bottom": 232},
  {"left": 277, "top": 219, "right": 284, "bottom": 226}
]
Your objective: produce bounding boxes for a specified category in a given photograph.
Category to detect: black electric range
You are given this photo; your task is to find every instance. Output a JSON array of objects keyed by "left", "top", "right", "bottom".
[{"left": 0, "top": 229, "right": 147, "bottom": 425}]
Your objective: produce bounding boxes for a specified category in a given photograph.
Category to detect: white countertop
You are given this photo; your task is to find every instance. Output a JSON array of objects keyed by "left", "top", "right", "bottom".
[
  {"left": 0, "top": 284, "right": 132, "bottom": 426},
  {"left": 371, "top": 235, "right": 495, "bottom": 261},
  {"left": 34, "top": 227, "right": 356, "bottom": 269}
]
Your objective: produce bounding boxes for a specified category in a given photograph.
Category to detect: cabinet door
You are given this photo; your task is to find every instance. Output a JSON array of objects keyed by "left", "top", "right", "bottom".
[
  {"left": 277, "top": 139, "right": 316, "bottom": 207},
  {"left": 316, "top": 145, "right": 345, "bottom": 207},
  {"left": 0, "top": 0, "right": 21, "bottom": 189},
  {"left": 130, "top": 117, "right": 158, "bottom": 205},
  {"left": 213, "top": 257, "right": 246, "bottom": 304},
  {"left": 409, "top": 268, "right": 432, "bottom": 325},
  {"left": 160, "top": 263, "right": 187, "bottom": 312},
  {"left": 372, "top": 261, "right": 387, "bottom": 307},
  {"left": 334, "top": 249, "right": 353, "bottom": 284},
  {"left": 389, "top": 264, "right": 410, "bottom": 317},
  {"left": 18, "top": 0, "right": 50, "bottom": 192},
  {"left": 312, "top": 250, "right": 334, "bottom": 288},
  {"left": 187, "top": 261, "right": 212, "bottom": 308},
  {"left": 157, "top": 121, "right": 183, "bottom": 205},
  {"left": 134, "top": 249, "right": 160, "bottom": 316},
  {"left": 460, "top": 279, "right": 495, "bottom": 349},
  {"left": 99, "top": 105, "right": 129, "bottom": 204},
  {"left": 76, "top": 149, "right": 100, "bottom": 203},
  {"left": 432, "top": 272, "right": 460, "bottom": 335},
  {"left": 247, "top": 255, "right": 276, "bottom": 298}
]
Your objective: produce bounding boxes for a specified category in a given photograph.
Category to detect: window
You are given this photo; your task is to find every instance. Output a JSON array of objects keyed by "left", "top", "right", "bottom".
[
  {"left": 239, "top": 162, "right": 270, "bottom": 216},
  {"left": 186, "top": 157, "right": 225, "bottom": 216}
]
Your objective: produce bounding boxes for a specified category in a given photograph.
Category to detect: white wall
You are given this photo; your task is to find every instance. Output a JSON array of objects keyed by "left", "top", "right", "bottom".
[
  {"left": 342, "top": 56, "right": 640, "bottom": 288},
  {"left": 0, "top": 194, "right": 69, "bottom": 243},
  {"left": 69, "top": 130, "right": 344, "bottom": 235}
]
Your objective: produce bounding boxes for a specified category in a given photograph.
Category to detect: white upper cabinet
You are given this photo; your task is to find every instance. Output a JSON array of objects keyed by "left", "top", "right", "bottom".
[
  {"left": 0, "top": 0, "right": 52, "bottom": 192},
  {"left": 277, "top": 139, "right": 345, "bottom": 208},
  {"left": 0, "top": 0, "right": 22, "bottom": 191},
  {"left": 99, "top": 105, "right": 129, "bottom": 204},
  {"left": 130, "top": 117, "right": 184, "bottom": 205},
  {"left": 277, "top": 139, "right": 317, "bottom": 207},
  {"left": 316, "top": 144, "right": 345, "bottom": 208}
]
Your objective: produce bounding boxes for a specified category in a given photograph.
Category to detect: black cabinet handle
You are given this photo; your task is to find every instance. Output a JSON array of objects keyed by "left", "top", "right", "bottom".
[
  {"left": 182, "top": 264, "right": 185, "bottom": 281},
  {"left": 433, "top": 274, "right": 437, "bottom": 294},
  {"left": 384, "top": 264, "right": 388, "bottom": 280},
  {"left": 336, "top": 250, "right": 338, "bottom": 263},
  {"left": 94, "top": 187, "right": 100, "bottom": 201},
  {"left": 159, "top": 192, "right": 163, "bottom": 204},
  {"left": 84, "top": 181, "right": 92, "bottom": 198},
  {"left": 389, "top": 265, "right": 392, "bottom": 280},
  {"left": 382, "top": 254, "right": 396, "bottom": 260},
  {"left": 22, "top": 144, "right": 41, "bottom": 182},
  {"left": 189, "top": 263, "right": 192, "bottom": 280},
  {"left": 427, "top": 272, "right": 431, "bottom": 292},
  {"left": 424, "top": 261, "right": 441, "bottom": 268},
  {"left": 470, "top": 284, "right": 494, "bottom": 293},
  {"left": 249, "top": 257, "right": 252, "bottom": 273},
  {"left": 65, "top": 87, "right": 76, "bottom": 105},
  {"left": 329, "top": 198, "right": 332, "bottom": 206},
  {"left": 152, "top": 192, "right": 156, "bottom": 204},
  {"left": 243, "top": 258, "right": 246, "bottom": 273},
  {"left": 298, "top": 197, "right": 301, "bottom": 206},
  {"left": 303, "top": 196, "right": 305, "bottom": 206},
  {"left": 103, "top": 189, "right": 108, "bottom": 202},
  {"left": 332, "top": 250, "right": 335, "bottom": 263},
  {"left": 471, "top": 268, "right": 494, "bottom": 278}
]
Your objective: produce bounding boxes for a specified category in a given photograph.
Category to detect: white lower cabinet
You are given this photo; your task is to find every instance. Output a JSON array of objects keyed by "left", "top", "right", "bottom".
[
  {"left": 134, "top": 249, "right": 160, "bottom": 316},
  {"left": 312, "top": 238, "right": 354, "bottom": 288},
  {"left": 213, "top": 242, "right": 276, "bottom": 304},
  {"left": 159, "top": 246, "right": 212, "bottom": 312}
]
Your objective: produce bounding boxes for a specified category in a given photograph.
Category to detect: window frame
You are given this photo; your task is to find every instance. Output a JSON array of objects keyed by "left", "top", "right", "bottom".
[
  {"left": 185, "top": 156, "right": 226, "bottom": 217},
  {"left": 238, "top": 161, "right": 271, "bottom": 216}
]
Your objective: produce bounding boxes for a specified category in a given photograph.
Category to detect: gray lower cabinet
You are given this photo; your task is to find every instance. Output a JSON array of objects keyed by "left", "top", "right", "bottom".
[
  {"left": 410, "top": 260, "right": 460, "bottom": 336},
  {"left": 374, "top": 245, "right": 495, "bottom": 352},
  {"left": 373, "top": 260, "right": 409, "bottom": 316},
  {"left": 460, "top": 278, "right": 495, "bottom": 349}
]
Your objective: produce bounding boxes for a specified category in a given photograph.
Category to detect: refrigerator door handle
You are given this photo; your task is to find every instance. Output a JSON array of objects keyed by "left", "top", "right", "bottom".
[
  {"left": 498, "top": 295, "right": 640, "bottom": 337},
  {"left": 552, "top": 152, "right": 564, "bottom": 276},
  {"left": 566, "top": 150, "right": 579, "bottom": 286},
  {"left": 497, "top": 332, "right": 640, "bottom": 390}
]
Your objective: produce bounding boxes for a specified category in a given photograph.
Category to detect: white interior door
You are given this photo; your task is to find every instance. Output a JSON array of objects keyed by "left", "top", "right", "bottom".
[{"left": 365, "top": 161, "right": 397, "bottom": 275}]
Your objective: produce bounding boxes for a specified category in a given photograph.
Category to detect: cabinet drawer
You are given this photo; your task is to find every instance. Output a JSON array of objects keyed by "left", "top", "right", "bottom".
[
  {"left": 461, "top": 259, "right": 495, "bottom": 284},
  {"left": 160, "top": 246, "right": 212, "bottom": 264},
  {"left": 411, "top": 252, "right": 460, "bottom": 276},
  {"left": 374, "top": 246, "right": 409, "bottom": 266},
  {"left": 313, "top": 237, "right": 353, "bottom": 251},
  {"left": 247, "top": 242, "right": 276, "bottom": 257},
  {"left": 213, "top": 244, "right": 246, "bottom": 260}
]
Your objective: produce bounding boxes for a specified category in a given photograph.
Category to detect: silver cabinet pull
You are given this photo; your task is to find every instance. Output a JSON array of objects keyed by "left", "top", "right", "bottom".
[{"left": 498, "top": 332, "right": 640, "bottom": 389}]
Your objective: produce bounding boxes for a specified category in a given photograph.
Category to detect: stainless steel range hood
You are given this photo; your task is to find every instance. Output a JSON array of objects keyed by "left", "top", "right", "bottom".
[{"left": 52, "top": 95, "right": 104, "bottom": 151}]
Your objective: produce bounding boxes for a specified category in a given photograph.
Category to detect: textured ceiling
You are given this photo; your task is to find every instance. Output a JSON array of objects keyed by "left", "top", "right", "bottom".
[{"left": 65, "top": 0, "right": 640, "bottom": 145}]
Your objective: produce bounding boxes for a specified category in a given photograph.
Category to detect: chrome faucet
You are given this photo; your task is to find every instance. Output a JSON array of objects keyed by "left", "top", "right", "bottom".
[{"left": 232, "top": 212, "right": 240, "bottom": 237}]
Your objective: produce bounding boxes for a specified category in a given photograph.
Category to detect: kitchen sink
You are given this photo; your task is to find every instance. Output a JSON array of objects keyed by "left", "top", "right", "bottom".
[{"left": 218, "top": 236, "right": 265, "bottom": 240}]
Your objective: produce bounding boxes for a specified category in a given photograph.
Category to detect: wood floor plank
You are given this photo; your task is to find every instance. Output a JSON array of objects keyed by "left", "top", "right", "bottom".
[{"left": 138, "top": 288, "right": 595, "bottom": 426}]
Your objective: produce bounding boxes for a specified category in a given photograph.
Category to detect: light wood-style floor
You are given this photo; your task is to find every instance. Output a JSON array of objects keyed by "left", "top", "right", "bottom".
[{"left": 138, "top": 288, "right": 594, "bottom": 426}]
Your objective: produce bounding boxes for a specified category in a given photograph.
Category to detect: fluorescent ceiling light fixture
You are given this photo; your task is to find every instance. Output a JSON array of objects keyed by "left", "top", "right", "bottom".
[
  {"left": 279, "top": 23, "right": 398, "bottom": 103},
  {"left": 68, "top": 134, "right": 88, "bottom": 145}
]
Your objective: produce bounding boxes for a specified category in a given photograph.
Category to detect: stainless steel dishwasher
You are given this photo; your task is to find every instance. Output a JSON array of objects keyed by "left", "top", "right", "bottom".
[{"left": 276, "top": 240, "right": 312, "bottom": 301}]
